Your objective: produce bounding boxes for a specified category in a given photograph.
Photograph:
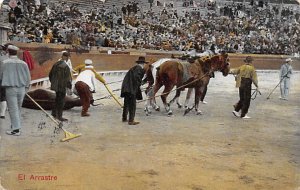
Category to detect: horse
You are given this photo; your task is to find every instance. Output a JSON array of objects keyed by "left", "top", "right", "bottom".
[
  {"left": 143, "top": 58, "right": 176, "bottom": 115},
  {"left": 145, "top": 53, "right": 230, "bottom": 116},
  {"left": 143, "top": 56, "right": 206, "bottom": 115}
]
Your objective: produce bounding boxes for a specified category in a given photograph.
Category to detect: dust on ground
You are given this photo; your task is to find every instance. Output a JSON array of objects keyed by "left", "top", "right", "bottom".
[{"left": 0, "top": 71, "right": 299, "bottom": 190}]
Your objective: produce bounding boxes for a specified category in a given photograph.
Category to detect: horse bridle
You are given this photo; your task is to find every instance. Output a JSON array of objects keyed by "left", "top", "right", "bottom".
[{"left": 211, "top": 54, "right": 229, "bottom": 72}]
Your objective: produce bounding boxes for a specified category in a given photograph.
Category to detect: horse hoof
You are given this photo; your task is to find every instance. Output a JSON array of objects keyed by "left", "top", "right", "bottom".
[
  {"left": 168, "top": 111, "right": 173, "bottom": 116},
  {"left": 177, "top": 104, "right": 182, "bottom": 109},
  {"left": 184, "top": 107, "right": 192, "bottom": 116},
  {"left": 155, "top": 107, "right": 160, "bottom": 112},
  {"left": 183, "top": 110, "right": 189, "bottom": 116},
  {"left": 196, "top": 111, "right": 203, "bottom": 115}
]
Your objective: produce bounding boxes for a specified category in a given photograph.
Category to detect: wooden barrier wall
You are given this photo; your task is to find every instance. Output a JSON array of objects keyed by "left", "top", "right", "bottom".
[{"left": 11, "top": 42, "right": 300, "bottom": 80}]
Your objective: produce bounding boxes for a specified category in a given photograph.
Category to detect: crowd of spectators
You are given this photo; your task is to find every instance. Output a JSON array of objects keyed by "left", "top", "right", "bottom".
[{"left": 1, "top": 0, "right": 300, "bottom": 55}]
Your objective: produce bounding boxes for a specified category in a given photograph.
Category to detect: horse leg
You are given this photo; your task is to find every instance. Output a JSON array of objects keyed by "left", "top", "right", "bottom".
[
  {"left": 152, "top": 82, "right": 163, "bottom": 112},
  {"left": 168, "top": 89, "right": 181, "bottom": 108},
  {"left": 144, "top": 86, "right": 154, "bottom": 116},
  {"left": 194, "top": 87, "right": 203, "bottom": 115},
  {"left": 184, "top": 88, "right": 194, "bottom": 109},
  {"left": 151, "top": 98, "right": 160, "bottom": 111},
  {"left": 183, "top": 88, "right": 196, "bottom": 116},
  {"left": 161, "top": 84, "right": 175, "bottom": 116}
]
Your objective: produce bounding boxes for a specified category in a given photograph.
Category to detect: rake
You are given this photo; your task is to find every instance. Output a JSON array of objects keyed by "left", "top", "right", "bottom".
[{"left": 26, "top": 94, "right": 81, "bottom": 142}]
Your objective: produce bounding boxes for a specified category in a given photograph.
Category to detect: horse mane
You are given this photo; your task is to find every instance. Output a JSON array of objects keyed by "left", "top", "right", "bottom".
[{"left": 195, "top": 56, "right": 211, "bottom": 73}]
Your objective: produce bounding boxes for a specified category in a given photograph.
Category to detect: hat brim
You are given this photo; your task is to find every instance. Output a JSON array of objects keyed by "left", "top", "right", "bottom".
[{"left": 136, "top": 61, "right": 149, "bottom": 64}]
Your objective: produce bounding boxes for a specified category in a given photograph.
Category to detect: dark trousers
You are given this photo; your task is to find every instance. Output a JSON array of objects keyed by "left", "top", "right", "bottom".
[
  {"left": 75, "top": 81, "right": 92, "bottom": 115},
  {"left": 52, "top": 91, "right": 66, "bottom": 119},
  {"left": 122, "top": 94, "right": 136, "bottom": 122},
  {"left": 0, "top": 81, "right": 5, "bottom": 101},
  {"left": 234, "top": 78, "right": 252, "bottom": 117}
]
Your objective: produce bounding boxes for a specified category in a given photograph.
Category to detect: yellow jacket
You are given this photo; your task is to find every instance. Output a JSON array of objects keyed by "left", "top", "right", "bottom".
[
  {"left": 73, "top": 64, "right": 106, "bottom": 84},
  {"left": 231, "top": 64, "right": 258, "bottom": 88}
]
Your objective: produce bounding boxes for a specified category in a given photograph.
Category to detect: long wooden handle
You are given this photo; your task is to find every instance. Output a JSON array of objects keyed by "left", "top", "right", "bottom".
[
  {"left": 25, "top": 94, "right": 60, "bottom": 126},
  {"left": 104, "top": 84, "right": 123, "bottom": 108}
]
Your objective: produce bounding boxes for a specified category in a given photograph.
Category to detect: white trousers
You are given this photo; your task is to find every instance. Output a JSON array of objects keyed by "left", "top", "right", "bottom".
[
  {"left": 5, "top": 87, "right": 26, "bottom": 130},
  {"left": 0, "top": 101, "right": 6, "bottom": 117},
  {"left": 280, "top": 77, "right": 291, "bottom": 99}
]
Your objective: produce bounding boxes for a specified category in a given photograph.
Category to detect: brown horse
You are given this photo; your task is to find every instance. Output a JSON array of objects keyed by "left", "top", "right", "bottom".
[{"left": 148, "top": 53, "right": 230, "bottom": 115}]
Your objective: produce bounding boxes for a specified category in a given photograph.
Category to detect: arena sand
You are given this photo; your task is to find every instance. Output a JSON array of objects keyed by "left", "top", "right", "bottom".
[{"left": 0, "top": 71, "right": 299, "bottom": 190}]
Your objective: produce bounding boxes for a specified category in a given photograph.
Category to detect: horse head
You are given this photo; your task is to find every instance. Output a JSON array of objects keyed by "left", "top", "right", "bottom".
[{"left": 209, "top": 52, "right": 230, "bottom": 76}]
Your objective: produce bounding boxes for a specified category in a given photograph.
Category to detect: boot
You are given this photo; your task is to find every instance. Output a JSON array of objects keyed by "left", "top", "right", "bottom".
[
  {"left": 0, "top": 101, "right": 7, "bottom": 119},
  {"left": 128, "top": 121, "right": 140, "bottom": 125},
  {"left": 81, "top": 112, "right": 90, "bottom": 117},
  {"left": 57, "top": 108, "right": 68, "bottom": 121}
]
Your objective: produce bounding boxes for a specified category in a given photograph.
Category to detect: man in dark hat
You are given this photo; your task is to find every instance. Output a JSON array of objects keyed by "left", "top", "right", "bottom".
[
  {"left": 121, "top": 56, "right": 148, "bottom": 125},
  {"left": 230, "top": 56, "right": 258, "bottom": 119},
  {"left": 49, "top": 51, "right": 72, "bottom": 121}
]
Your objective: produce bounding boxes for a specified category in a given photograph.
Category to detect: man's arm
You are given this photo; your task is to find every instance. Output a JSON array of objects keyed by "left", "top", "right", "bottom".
[
  {"left": 73, "top": 64, "right": 85, "bottom": 73},
  {"left": 92, "top": 69, "right": 106, "bottom": 84},
  {"left": 65, "top": 66, "right": 72, "bottom": 89},
  {"left": 229, "top": 67, "right": 240, "bottom": 75}
]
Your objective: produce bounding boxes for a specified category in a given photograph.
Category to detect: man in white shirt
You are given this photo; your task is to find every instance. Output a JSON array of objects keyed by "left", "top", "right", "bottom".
[{"left": 74, "top": 59, "right": 96, "bottom": 117}]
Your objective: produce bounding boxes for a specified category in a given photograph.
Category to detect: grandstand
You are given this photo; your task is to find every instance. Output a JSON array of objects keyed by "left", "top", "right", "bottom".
[{"left": 49, "top": 0, "right": 299, "bottom": 14}]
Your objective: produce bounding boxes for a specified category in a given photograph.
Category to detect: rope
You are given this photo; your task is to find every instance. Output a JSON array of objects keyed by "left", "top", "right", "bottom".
[
  {"left": 251, "top": 88, "right": 261, "bottom": 100},
  {"left": 137, "top": 71, "right": 211, "bottom": 103}
]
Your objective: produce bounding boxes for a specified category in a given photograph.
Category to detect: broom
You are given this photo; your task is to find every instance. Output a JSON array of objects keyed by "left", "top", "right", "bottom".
[{"left": 26, "top": 94, "right": 81, "bottom": 142}]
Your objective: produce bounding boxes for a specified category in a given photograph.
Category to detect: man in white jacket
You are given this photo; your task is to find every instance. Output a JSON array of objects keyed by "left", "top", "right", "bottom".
[
  {"left": 74, "top": 59, "right": 97, "bottom": 117},
  {"left": 279, "top": 58, "right": 293, "bottom": 100}
]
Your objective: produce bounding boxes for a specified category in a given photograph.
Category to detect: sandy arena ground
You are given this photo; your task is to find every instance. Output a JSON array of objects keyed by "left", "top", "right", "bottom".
[{"left": 0, "top": 71, "right": 299, "bottom": 190}]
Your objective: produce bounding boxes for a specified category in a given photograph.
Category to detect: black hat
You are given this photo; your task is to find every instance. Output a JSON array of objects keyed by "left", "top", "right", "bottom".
[
  {"left": 136, "top": 56, "right": 148, "bottom": 64},
  {"left": 62, "top": 51, "right": 70, "bottom": 57}
]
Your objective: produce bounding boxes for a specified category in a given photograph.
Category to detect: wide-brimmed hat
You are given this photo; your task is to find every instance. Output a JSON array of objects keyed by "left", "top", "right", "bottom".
[
  {"left": 285, "top": 58, "right": 293, "bottom": 62},
  {"left": 62, "top": 51, "right": 70, "bottom": 57},
  {"left": 85, "top": 59, "right": 93, "bottom": 65},
  {"left": 244, "top": 56, "right": 253, "bottom": 63},
  {"left": 136, "top": 56, "right": 149, "bottom": 64}
]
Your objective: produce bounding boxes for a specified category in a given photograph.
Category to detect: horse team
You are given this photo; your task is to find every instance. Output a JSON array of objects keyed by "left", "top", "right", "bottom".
[{"left": 142, "top": 53, "right": 231, "bottom": 116}]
